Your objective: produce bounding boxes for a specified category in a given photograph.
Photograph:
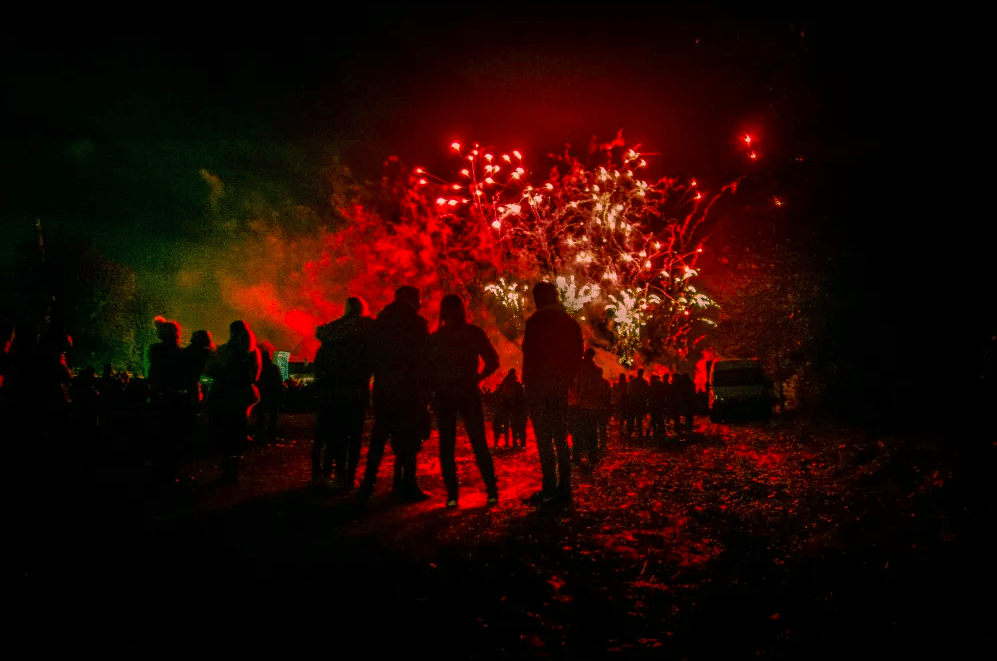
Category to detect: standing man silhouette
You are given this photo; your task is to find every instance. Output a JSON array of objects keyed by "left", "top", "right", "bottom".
[
  {"left": 426, "top": 294, "right": 500, "bottom": 508},
  {"left": 522, "top": 282, "right": 583, "bottom": 505},
  {"left": 357, "top": 286, "right": 431, "bottom": 502},
  {"left": 314, "top": 297, "right": 376, "bottom": 489},
  {"left": 205, "top": 321, "right": 262, "bottom": 485}
]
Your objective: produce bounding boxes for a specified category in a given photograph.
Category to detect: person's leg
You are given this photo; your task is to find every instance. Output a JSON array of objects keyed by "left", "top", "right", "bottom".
[
  {"left": 583, "top": 410, "right": 598, "bottom": 462},
  {"left": 530, "top": 400, "right": 557, "bottom": 495},
  {"left": 396, "top": 405, "right": 426, "bottom": 498},
  {"left": 462, "top": 390, "right": 498, "bottom": 498},
  {"left": 265, "top": 407, "right": 278, "bottom": 444},
  {"left": 399, "top": 436, "right": 424, "bottom": 497},
  {"left": 345, "top": 398, "right": 367, "bottom": 486},
  {"left": 436, "top": 394, "right": 460, "bottom": 502},
  {"left": 330, "top": 400, "right": 350, "bottom": 483},
  {"left": 551, "top": 398, "right": 571, "bottom": 496},
  {"left": 491, "top": 415, "right": 502, "bottom": 449},
  {"left": 219, "top": 412, "right": 246, "bottom": 484},
  {"left": 358, "top": 414, "right": 389, "bottom": 496}
]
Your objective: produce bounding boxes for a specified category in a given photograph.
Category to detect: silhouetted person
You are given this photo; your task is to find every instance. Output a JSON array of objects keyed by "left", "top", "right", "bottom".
[
  {"left": 495, "top": 368, "right": 524, "bottom": 448},
  {"left": 426, "top": 294, "right": 500, "bottom": 507},
  {"left": 314, "top": 297, "right": 376, "bottom": 489},
  {"left": 522, "top": 282, "right": 583, "bottom": 505},
  {"left": 148, "top": 316, "right": 191, "bottom": 485},
  {"left": 510, "top": 375, "right": 528, "bottom": 448},
  {"left": 672, "top": 372, "right": 696, "bottom": 436},
  {"left": 628, "top": 369, "right": 649, "bottom": 439},
  {"left": 649, "top": 374, "right": 666, "bottom": 437},
  {"left": 205, "top": 321, "right": 262, "bottom": 484},
  {"left": 614, "top": 374, "right": 629, "bottom": 431},
  {"left": 358, "top": 286, "right": 431, "bottom": 502},
  {"left": 256, "top": 348, "right": 283, "bottom": 445},
  {"left": 597, "top": 372, "right": 612, "bottom": 451},
  {"left": 6, "top": 325, "right": 72, "bottom": 466},
  {"left": 572, "top": 347, "right": 602, "bottom": 464},
  {"left": 185, "top": 330, "right": 215, "bottom": 414}
]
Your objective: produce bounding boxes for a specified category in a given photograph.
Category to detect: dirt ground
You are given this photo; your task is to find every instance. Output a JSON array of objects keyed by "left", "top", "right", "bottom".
[{"left": 16, "top": 413, "right": 995, "bottom": 658}]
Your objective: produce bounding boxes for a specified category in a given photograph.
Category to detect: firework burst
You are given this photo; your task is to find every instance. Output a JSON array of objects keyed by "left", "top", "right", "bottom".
[{"left": 359, "top": 136, "right": 738, "bottom": 365}]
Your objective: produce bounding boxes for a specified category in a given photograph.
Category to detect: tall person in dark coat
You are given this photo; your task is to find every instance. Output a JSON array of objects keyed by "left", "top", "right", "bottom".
[
  {"left": 522, "top": 282, "right": 583, "bottom": 505},
  {"left": 314, "top": 297, "right": 376, "bottom": 489},
  {"left": 148, "top": 316, "right": 191, "bottom": 485},
  {"left": 426, "top": 294, "right": 500, "bottom": 508},
  {"left": 357, "top": 286, "right": 431, "bottom": 502},
  {"left": 205, "top": 321, "right": 262, "bottom": 485}
]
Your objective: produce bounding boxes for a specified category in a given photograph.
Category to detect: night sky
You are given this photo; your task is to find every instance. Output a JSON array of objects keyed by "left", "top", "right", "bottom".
[
  {"left": 2, "top": 11, "right": 864, "bottom": 252},
  {"left": 5, "top": 10, "right": 974, "bottom": 414}
]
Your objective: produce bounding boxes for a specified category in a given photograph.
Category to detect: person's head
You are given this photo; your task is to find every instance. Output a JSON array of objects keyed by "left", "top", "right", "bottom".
[
  {"left": 344, "top": 296, "right": 368, "bottom": 317},
  {"left": 260, "top": 348, "right": 272, "bottom": 364},
  {"left": 618, "top": 374, "right": 625, "bottom": 384},
  {"left": 584, "top": 347, "right": 596, "bottom": 361},
  {"left": 438, "top": 294, "right": 467, "bottom": 328},
  {"left": 229, "top": 320, "right": 256, "bottom": 353},
  {"left": 508, "top": 368, "right": 517, "bottom": 379},
  {"left": 637, "top": 368, "right": 644, "bottom": 378},
  {"left": 651, "top": 374, "right": 660, "bottom": 383},
  {"left": 191, "top": 330, "right": 214, "bottom": 351},
  {"left": 532, "top": 281, "right": 559, "bottom": 308},
  {"left": 394, "top": 286, "right": 421, "bottom": 312},
  {"left": 154, "top": 316, "right": 180, "bottom": 345}
]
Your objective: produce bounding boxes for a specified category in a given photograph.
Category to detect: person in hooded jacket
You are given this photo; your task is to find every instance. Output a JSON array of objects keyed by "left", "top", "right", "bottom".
[
  {"left": 313, "top": 297, "right": 376, "bottom": 489},
  {"left": 426, "top": 294, "right": 500, "bottom": 508},
  {"left": 357, "top": 286, "right": 431, "bottom": 502}
]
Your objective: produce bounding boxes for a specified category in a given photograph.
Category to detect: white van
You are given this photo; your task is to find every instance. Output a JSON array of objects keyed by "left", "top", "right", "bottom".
[{"left": 708, "top": 359, "right": 772, "bottom": 422}]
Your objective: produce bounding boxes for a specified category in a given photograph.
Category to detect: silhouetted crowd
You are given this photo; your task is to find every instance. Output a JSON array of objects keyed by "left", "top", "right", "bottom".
[{"left": 0, "top": 282, "right": 702, "bottom": 507}]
